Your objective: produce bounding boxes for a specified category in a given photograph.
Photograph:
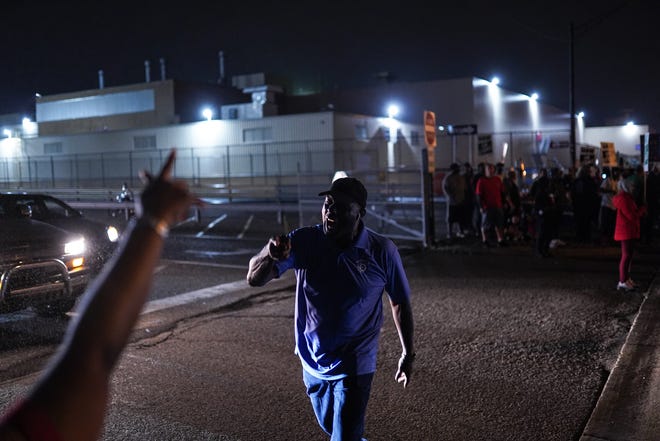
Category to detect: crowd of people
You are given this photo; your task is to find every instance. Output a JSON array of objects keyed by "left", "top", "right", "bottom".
[{"left": 442, "top": 160, "right": 660, "bottom": 264}]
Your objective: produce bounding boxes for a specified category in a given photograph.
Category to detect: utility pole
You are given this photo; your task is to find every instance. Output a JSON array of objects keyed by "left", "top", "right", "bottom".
[
  {"left": 569, "top": 22, "right": 576, "bottom": 168},
  {"left": 568, "top": 2, "right": 629, "bottom": 169}
]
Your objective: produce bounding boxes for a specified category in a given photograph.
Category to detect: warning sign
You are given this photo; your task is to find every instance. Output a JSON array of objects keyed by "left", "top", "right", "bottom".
[{"left": 424, "top": 110, "right": 436, "bottom": 149}]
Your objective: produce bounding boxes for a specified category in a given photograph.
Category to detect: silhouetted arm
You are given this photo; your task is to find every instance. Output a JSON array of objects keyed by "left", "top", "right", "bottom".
[{"left": 0, "top": 150, "right": 200, "bottom": 441}]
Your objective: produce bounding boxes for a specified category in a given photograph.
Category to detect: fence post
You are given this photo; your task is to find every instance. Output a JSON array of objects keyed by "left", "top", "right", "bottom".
[
  {"left": 262, "top": 144, "right": 268, "bottom": 184},
  {"left": 250, "top": 154, "right": 254, "bottom": 185},
  {"left": 420, "top": 149, "right": 435, "bottom": 248},
  {"left": 129, "top": 151, "right": 133, "bottom": 187},
  {"left": 27, "top": 157, "right": 32, "bottom": 188},
  {"left": 101, "top": 153, "right": 106, "bottom": 188},
  {"left": 196, "top": 156, "right": 201, "bottom": 187},
  {"left": 226, "top": 145, "right": 232, "bottom": 202},
  {"left": 50, "top": 156, "right": 55, "bottom": 188}
]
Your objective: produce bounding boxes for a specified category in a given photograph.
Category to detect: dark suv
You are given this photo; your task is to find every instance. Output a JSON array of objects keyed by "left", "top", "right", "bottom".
[
  {"left": 0, "top": 217, "right": 89, "bottom": 315},
  {"left": 0, "top": 193, "right": 121, "bottom": 272}
]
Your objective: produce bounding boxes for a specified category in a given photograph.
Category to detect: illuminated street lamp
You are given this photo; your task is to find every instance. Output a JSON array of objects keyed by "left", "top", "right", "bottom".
[
  {"left": 201, "top": 107, "right": 214, "bottom": 121},
  {"left": 387, "top": 104, "right": 399, "bottom": 119}
]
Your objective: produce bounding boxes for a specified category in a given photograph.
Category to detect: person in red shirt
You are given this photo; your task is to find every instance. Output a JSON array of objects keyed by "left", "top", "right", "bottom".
[
  {"left": 475, "top": 163, "right": 508, "bottom": 247},
  {"left": 613, "top": 177, "right": 647, "bottom": 291}
]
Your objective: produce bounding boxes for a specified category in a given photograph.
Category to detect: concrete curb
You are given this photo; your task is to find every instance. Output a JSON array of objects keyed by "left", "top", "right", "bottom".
[
  {"left": 581, "top": 276, "right": 660, "bottom": 440},
  {"left": 132, "top": 272, "right": 296, "bottom": 341}
]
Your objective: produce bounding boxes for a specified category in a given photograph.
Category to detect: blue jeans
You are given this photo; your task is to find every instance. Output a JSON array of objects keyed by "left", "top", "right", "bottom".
[{"left": 302, "top": 369, "right": 374, "bottom": 441}]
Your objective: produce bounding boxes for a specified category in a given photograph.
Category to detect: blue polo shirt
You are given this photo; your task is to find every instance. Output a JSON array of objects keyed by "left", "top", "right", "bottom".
[{"left": 274, "top": 223, "right": 411, "bottom": 380}]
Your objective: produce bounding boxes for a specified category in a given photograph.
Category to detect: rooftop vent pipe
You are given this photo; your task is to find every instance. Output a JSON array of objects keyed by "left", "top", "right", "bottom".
[
  {"left": 98, "top": 69, "right": 104, "bottom": 89},
  {"left": 145, "top": 60, "right": 151, "bottom": 83},
  {"left": 218, "top": 50, "right": 225, "bottom": 85},
  {"left": 160, "top": 58, "right": 166, "bottom": 80}
]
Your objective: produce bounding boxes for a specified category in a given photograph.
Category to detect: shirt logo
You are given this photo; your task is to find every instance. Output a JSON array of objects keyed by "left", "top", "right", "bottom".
[{"left": 355, "top": 260, "right": 368, "bottom": 273}]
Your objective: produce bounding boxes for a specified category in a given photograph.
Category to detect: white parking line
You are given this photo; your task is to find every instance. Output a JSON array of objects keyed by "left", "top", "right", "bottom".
[
  {"left": 236, "top": 214, "right": 254, "bottom": 239},
  {"left": 142, "top": 279, "right": 248, "bottom": 314},
  {"left": 160, "top": 258, "right": 246, "bottom": 270},
  {"left": 0, "top": 310, "right": 36, "bottom": 323},
  {"left": 196, "top": 214, "right": 228, "bottom": 237}
]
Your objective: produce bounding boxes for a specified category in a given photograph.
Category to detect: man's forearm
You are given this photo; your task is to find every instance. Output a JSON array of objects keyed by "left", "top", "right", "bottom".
[
  {"left": 247, "top": 245, "right": 277, "bottom": 287},
  {"left": 391, "top": 300, "right": 414, "bottom": 355}
]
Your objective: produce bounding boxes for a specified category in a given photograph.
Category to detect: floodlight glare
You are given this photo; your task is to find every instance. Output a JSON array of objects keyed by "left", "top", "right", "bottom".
[
  {"left": 577, "top": 111, "right": 585, "bottom": 118},
  {"left": 530, "top": 93, "right": 539, "bottom": 101},
  {"left": 387, "top": 104, "right": 399, "bottom": 118},
  {"left": 202, "top": 107, "right": 213, "bottom": 121},
  {"left": 491, "top": 76, "right": 500, "bottom": 86}
]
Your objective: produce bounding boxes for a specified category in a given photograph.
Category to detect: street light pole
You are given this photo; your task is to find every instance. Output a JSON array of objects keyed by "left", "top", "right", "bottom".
[
  {"left": 568, "top": 3, "right": 629, "bottom": 169},
  {"left": 569, "top": 22, "right": 576, "bottom": 169}
]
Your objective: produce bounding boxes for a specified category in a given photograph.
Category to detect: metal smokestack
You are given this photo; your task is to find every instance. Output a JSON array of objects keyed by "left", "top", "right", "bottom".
[
  {"left": 98, "top": 69, "right": 104, "bottom": 89},
  {"left": 218, "top": 50, "right": 225, "bottom": 85},
  {"left": 144, "top": 60, "right": 151, "bottom": 83},
  {"left": 160, "top": 58, "right": 166, "bottom": 80}
]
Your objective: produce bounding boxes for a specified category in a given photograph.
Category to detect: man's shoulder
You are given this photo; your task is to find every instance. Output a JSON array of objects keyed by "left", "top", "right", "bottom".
[
  {"left": 363, "top": 228, "right": 398, "bottom": 253},
  {"left": 291, "top": 225, "right": 323, "bottom": 241}
]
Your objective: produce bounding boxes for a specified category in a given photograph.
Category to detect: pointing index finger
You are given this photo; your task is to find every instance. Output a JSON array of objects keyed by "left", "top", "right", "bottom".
[{"left": 158, "top": 150, "right": 177, "bottom": 180}]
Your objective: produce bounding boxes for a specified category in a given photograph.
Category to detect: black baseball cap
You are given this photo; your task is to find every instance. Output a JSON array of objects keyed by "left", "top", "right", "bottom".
[{"left": 318, "top": 177, "right": 368, "bottom": 209}]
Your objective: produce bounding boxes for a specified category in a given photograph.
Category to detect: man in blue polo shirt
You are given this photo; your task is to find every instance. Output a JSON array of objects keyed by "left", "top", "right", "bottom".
[{"left": 247, "top": 176, "right": 415, "bottom": 441}]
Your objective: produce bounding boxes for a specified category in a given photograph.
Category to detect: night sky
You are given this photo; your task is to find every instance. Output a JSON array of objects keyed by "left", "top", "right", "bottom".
[{"left": 2, "top": 0, "right": 658, "bottom": 128}]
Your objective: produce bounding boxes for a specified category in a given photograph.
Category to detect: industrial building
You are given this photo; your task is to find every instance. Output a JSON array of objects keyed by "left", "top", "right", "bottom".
[{"left": 0, "top": 67, "right": 649, "bottom": 193}]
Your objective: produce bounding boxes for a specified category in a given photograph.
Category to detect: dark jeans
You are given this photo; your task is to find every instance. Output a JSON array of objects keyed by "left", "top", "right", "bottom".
[
  {"left": 619, "top": 239, "right": 635, "bottom": 282},
  {"left": 303, "top": 369, "right": 374, "bottom": 441}
]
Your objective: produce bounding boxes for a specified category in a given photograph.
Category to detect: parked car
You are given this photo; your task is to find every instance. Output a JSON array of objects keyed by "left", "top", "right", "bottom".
[
  {"left": 0, "top": 217, "right": 89, "bottom": 315},
  {"left": 0, "top": 193, "right": 121, "bottom": 272}
]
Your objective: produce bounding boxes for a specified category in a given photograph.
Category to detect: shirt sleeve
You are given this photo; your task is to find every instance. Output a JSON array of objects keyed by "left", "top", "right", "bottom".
[{"left": 385, "top": 241, "right": 411, "bottom": 305}]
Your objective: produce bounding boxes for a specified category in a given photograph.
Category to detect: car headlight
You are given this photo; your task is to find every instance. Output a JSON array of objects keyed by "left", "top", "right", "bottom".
[
  {"left": 64, "top": 237, "right": 86, "bottom": 255},
  {"left": 106, "top": 225, "right": 119, "bottom": 242}
]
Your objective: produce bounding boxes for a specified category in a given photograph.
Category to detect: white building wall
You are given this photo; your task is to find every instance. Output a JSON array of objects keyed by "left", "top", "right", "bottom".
[
  {"left": 582, "top": 124, "right": 648, "bottom": 157},
  {"left": 332, "top": 113, "right": 425, "bottom": 172},
  {"left": 23, "top": 112, "right": 336, "bottom": 156}
]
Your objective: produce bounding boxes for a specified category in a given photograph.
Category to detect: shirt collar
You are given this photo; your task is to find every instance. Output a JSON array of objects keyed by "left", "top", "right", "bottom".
[{"left": 353, "top": 222, "right": 369, "bottom": 249}]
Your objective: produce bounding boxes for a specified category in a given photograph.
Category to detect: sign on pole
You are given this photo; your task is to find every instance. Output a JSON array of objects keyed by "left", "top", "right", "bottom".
[
  {"left": 600, "top": 142, "right": 617, "bottom": 167},
  {"left": 423, "top": 110, "right": 436, "bottom": 173},
  {"left": 643, "top": 133, "right": 650, "bottom": 172},
  {"left": 424, "top": 111, "right": 436, "bottom": 149},
  {"left": 448, "top": 124, "right": 478, "bottom": 136},
  {"left": 579, "top": 146, "right": 596, "bottom": 164},
  {"left": 478, "top": 135, "right": 493, "bottom": 155}
]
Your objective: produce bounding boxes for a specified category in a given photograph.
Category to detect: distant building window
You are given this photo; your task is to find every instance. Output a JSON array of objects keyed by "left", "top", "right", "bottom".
[
  {"left": 37, "top": 89, "right": 156, "bottom": 123},
  {"left": 134, "top": 135, "right": 157, "bottom": 150},
  {"left": 228, "top": 108, "right": 239, "bottom": 119},
  {"left": 243, "top": 127, "right": 273, "bottom": 143},
  {"left": 410, "top": 130, "right": 420, "bottom": 146},
  {"left": 355, "top": 124, "right": 368, "bottom": 141},
  {"left": 44, "top": 142, "right": 63, "bottom": 154}
]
